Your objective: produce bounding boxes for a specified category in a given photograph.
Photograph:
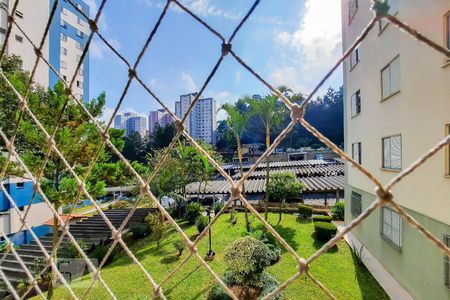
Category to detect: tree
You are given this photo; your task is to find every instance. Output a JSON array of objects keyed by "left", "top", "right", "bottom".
[
  {"left": 122, "top": 131, "right": 146, "bottom": 163},
  {"left": 268, "top": 173, "right": 305, "bottom": 224},
  {"left": 221, "top": 100, "right": 253, "bottom": 232},
  {"left": 149, "top": 123, "right": 176, "bottom": 150},
  {"left": 246, "top": 95, "right": 285, "bottom": 221}
]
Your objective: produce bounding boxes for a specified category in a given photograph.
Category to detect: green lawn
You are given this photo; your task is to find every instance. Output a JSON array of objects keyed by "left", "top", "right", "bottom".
[{"left": 40, "top": 213, "right": 388, "bottom": 300}]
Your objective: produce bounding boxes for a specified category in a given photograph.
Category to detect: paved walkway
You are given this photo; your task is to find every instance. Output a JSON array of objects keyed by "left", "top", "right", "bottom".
[{"left": 334, "top": 221, "right": 413, "bottom": 300}]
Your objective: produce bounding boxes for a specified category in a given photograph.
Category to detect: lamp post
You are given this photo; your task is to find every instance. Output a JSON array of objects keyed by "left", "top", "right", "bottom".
[{"left": 202, "top": 207, "right": 215, "bottom": 259}]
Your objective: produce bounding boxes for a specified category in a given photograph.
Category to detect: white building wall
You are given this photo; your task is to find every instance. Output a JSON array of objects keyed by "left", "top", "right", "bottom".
[{"left": 9, "top": 202, "right": 52, "bottom": 233}]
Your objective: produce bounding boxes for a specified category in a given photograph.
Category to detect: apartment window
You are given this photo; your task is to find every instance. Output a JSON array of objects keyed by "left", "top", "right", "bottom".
[
  {"left": 351, "top": 192, "right": 362, "bottom": 217},
  {"left": 350, "top": 47, "right": 360, "bottom": 69},
  {"left": 15, "top": 34, "right": 23, "bottom": 43},
  {"left": 446, "top": 124, "right": 450, "bottom": 175},
  {"left": 62, "top": 75, "right": 67, "bottom": 81},
  {"left": 15, "top": 10, "right": 23, "bottom": 18},
  {"left": 61, "top": 20, "right": 67, "bottom": 28},
  {"left": 382, "top": 135, "right": 401, "bottom": 170},
  {"left": 351, "top": 90, "right": 361, "bottom": 117},
  {"left": 352, "top": 142, "right": 361, "bottom": 164},
  {"left": 348, "top": 0, "right": 358, "bottom": 25},
  {"left": 62, "top": 47, "right": 67, "bottom": 56},
  {"left": 445, "top": 235, "right": 450, "bottom": 288},
  {"left": 381, "top": 206, "right": 402, "bottom": 249},
  {"left": 16, "top": 182, "right": 24, "bottom": 189},
  {"left": 445, "top": 11, "right": 450, "bottom": 55},
  {"left": 77, "top": 16, "right": 83, "bottom": 26},
  {"left": 378, "top": 0, "right": 399, "bottom": 33},
  {"left": 61, "top": 60, "right": 67, "bottom": 69},
  {"left": 381, "top": 55, "right": 400, "bottom": 100},
  {"left": 76, "top": 29, "right": 83, "bottom": 38},
  {"left": 76, "top": 55, "right": 81, "bottom": 62},
  {"left": 62, "top": 7, "right": 68, "bottom": 15},
  {"left": 76, "top": 80, "right": 83, "bottom": 88},
  {"left": 61, "top": 33, "right": 67, "bottom": 42},
  {"left": 76, "top": 41, "right": 83, "bottom": 50},
  {"left": 0, "top": 27, "right": 6, "bottom": 34}
]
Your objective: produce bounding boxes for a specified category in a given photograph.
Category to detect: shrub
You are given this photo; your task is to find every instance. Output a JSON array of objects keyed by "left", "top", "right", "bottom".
[
  {"left": 129, "top": 224, "right": 151, "bottom": 240},
  {"left": 298, "top": 204, "right": 313, "bottom": 218},
  {"left": 173, "top": 240, "right": 185, "bottom": 256},
  {"left": 195, "top": 215, "right": 209, "bottom": 234},
  {"left": 113, "top": 200, "right": 129, "bottom": 209},
  {"left": 145, "top": 212, "right": 161, "bottom": 226},
  {"left": 314, "top": 222, "right": 338, "bottom": 241},
  {"left": 58, "top": 239, "right": 88, "bottom": 258},
  {"left": 312, "top": 215, "right": 332, "bottom": 223},
  {"left": 332, "top": 201, "right": 345, "bottom": 220},
  {"left": 212, "top": 202, "right": 224, "bottom": 215},
  {"left": 185, "top": 202, "right": 204, "bottom": 223},
  {"left": 223, "top": 236, "right": 273, "bottom": 287},
  {"left": 228, "top": 208, "right": 237, "bottom": 226},
  {"left": 89, "top": 243, "right": 117, "bottom": 265},
  {"left": 145, "top": 212, "right": 165, "bottom": 249}
]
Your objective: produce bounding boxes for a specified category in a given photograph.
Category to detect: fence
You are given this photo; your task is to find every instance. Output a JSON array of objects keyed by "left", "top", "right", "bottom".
[{"left": 0, "top": 0, "right": 449, "bottom": 299}]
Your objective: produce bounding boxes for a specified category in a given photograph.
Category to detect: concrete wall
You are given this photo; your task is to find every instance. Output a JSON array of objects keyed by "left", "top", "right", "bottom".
[{"left": 345, "top": 185, "right": 450, "bottom": 300}]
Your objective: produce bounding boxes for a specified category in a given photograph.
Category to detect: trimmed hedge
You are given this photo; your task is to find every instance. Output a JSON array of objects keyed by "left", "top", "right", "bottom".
[
  {"left": 298, "top": 204, "right": 313, "bottom": 218},
  {"left": 314, "top": 222, "right": 338, "bottom": 241},
  {"left": 332, "top": 201, "right": 345, "bottom": 220},
  {"left": 312, "top": 215, "right": 332, "bottom": 223}
]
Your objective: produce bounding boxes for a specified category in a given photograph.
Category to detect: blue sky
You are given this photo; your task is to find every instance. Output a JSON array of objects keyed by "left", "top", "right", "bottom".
[{"left": 84, "top": 0, "right": 342, "bottom": 122}]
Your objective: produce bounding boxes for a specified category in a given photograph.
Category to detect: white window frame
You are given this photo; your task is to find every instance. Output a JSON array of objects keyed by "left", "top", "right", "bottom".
[
  {"left": 352, "top": 142, "right": 361, "bottom": 164},
  {"left": 62, "top": 7, "right": 68, "bottom": 15},
  {"left": 381, "top": 55, "right": 400, "bottom": 100},
  {"left": 378, "top": 0, "right": 400, "bottom": 34},
  {"left": 381, "top": 206, "right": 402, "bottom": 249},
  {"left": 62, "top": 47, "right": 67, "bottom": 56},
  {"left": 76, "top": 41, "right": 83, "bottom": 50},
  {"left": 76, "top": 29, "right": 83, "bottom": 38},
  {"left": 351, "top": 192, "right": 362, "bottom": 217},
  {"left": 351, "top": 90, "right": 361, "bottom": 117},
  {"left": 350, "top": 47, "right": 360, "bottom": 70},
  {"left": 61, "top": 33, "right": 67, "bottom": 42},
  {"left": 60, "top": 60, "right": 67, "bottom": 70},
  {"left": 382, "top": 134, "right": 402, "bottom": 170}
]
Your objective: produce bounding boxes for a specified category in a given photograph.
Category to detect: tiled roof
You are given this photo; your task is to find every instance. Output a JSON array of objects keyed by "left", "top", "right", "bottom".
[
  {"left": 184, "top": 175, "right": 344, "bottom": 195},
  {"left": 232, "top": 164, "right": 344, "bottom": 179}
]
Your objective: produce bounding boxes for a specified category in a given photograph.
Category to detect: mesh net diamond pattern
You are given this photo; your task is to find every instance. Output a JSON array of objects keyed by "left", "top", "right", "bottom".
[{"left": 0, "top": 0, "right": 449, "bottom": 299}]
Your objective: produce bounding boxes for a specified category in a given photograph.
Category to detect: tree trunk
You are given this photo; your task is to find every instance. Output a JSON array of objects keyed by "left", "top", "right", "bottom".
[
  {"left": 237, "top": 139, "right": 250, "bottom": 233},
  {"left": 47, "top": 212, "right": 59, "bottom": 299},
  {"left": 264, "top": 128, "right": 270, "bottom": 221}
]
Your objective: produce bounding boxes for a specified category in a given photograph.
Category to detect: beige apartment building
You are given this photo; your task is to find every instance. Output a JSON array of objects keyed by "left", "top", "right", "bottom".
[{"left": 341, "top": 0, "right": 450, "bottom": 299}]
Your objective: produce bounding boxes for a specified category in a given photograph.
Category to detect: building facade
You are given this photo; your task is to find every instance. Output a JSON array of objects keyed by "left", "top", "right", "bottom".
[
  {"left": 0, "top": 0, "right": 90, "bottom": 99},
  {"left": 148, "top": 108, "right": 174, "bottom": 133},
  {"left": 0, "top": 178, "right": 52, "bottom": 245},
  {"left": 175, "top": 93, "right": 217, "bottom": 144},
  {"left": 342, "top": 0, "right": 450, "bottom": 299},
  {"left": 114, "top": 112, "right": 147, "bottom": 137}
]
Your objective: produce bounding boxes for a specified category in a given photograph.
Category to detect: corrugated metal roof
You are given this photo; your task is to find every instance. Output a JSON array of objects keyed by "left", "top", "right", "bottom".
[
  {"left": 232, "top": 164, "right": 344, "bottom": 179},
  {"left": 221, "top": 159, "right": 332, "bottom": 171},
  {"left": 184, "top": 176, "right": 344, "bottom": 195}
]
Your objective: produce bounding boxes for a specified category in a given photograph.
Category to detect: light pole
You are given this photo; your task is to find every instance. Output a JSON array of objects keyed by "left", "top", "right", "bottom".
[{"left": 203, "top": 207, "right": 215, "bottom": 259}]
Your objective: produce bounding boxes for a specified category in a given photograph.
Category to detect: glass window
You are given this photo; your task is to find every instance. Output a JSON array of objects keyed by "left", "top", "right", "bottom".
[
  {"left": 351, "top": 192, "right": 362, "bottom": 217},
  {"left": 16, "top": 182, "right": 24, "bottom": 189},
  {"left": 15, "top": 34, "right": 23, "bottom": 43},
  {"left": 76, "top": 29, "right": 83, "bottom": 38},
  {"left": 61, "top": 33, "right": 67, "bottom": 42},
  {"left": 381, "top": 55, "right": 400, "bottom": 99},
  {"left": 351, "top": 90, "right": 361, "bottom": 116},
  {"left": 348, "top": 0, "right": 358, "bottom": 25},
  {"left": 350, "top": 47, "right": 360, "bottom": 69},
  {"left": 61, "top": 60, "right": 67, "bottom": 69},
  {"left": 382, "top": 135, "right": 402, "bottom": 170},
  {"left": 381, "top": 207, "right": 402, "bottom": 248},
  {"left": 62, "top": 47, "right": 67, "bottom": 55},
  {"left": 352, "top": 142, "right": 361, "bottom": 164}
]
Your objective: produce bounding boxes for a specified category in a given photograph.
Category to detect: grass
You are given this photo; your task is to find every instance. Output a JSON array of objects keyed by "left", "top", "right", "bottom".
[{"left": 37, "top": 213, "right": 388, "bottom": 300}]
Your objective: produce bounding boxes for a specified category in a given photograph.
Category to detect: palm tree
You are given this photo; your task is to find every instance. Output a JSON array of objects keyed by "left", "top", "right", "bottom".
[
  {"left": 221, "top": 100, "right": 253, "bottom": 232},
  {"left": 247, "top": 94, "right": 285, "bottom": 221}
]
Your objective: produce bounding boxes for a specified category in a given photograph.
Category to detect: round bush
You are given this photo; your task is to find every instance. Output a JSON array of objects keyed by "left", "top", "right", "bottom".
[
  {"left": 314, "top": 222, "right": 338, "bottom": 241},
  {"left": 312, "top": 215, "right": 332, "bottom": 223},
  {"left": 298, "top": 204, "right": 313, "bottom": 218},
  {"left": 113, "top": 200, "right": 129, "bottom": 209},
  {"left": 129, "top": 224, "right": 151, "bottom": 240},
  {"left": 212, "top": 202, "right": 224, "bottom": 214},
  {"left": 195, "top": 215, "right": 209, "bottom": 234},
  {"left": 332, "top": 201, "right": 345, "bottom": 220},
  {"left": 185, "top": 202, "right": 204, "bottom": 223}
]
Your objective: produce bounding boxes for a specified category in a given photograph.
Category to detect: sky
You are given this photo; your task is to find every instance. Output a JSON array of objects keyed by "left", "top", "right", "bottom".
[{"left": 84, "top": 0, "right": 343, "bottom": 123}]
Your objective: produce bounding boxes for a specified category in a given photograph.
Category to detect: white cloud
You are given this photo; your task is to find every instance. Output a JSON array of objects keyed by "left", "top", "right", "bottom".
[
  {"left": 181, "top": 72, "right": 198, "bottom": 92},
  {"left": 235, "top": 71, "right": 241, "bottom": 84},
  {"left": 90, "top": 38, "right": 121, "bottom": 60},
  {"left": 270, "top": 0, "right": 342, "bottom": 92}
]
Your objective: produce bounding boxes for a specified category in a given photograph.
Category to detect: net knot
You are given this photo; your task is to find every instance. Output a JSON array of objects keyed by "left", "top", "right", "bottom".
[
  {"left": 153, "top": 286, "right": 162, "bottom": 299},
  {"left": 33, "top": 182, "right": 40, "bottom": 192},
  {"left": 33, "top": 47, "right": 42, "bottom": 58},
  {"left": 88, "top": 19, "right": 98, "bottom": 32},
  {"left": 140, "top": 182, "right": 149, "bottom": 195},
  {"left": 290, "top": 104, "right": 305, "bottom": 122},
  {"left": 18, "top": 99, "right": 26, "bottom": 110},
  {"left": 230, "top": 184, "right": 241, "bottom": 199},
  {"left": 7, "top": 15, "right": 14, "bottom": 24},
  {"left": 46, "top": 136, "right": 55, "bottom": 147},
  {"left": 298, "top": 258, "right": 309, "bottom": 273},
  {"left": 174, "top": 119, "right": 185, "bottom": 132},
  {"left": 5, "top": 141, "right": 14, "bottom": 152},
  {"left": 187, "top": 240, "right": 197, "bottom": 253},
  {"left": 77, "top": 181, "right": 85, "bottom": 192},
  {"left": 64, "top": 87, "right": 72, "bottom": 96},
  {"left": 102, "top": 131, "right": 110, "bottom": 142},
  {"left": 375, "top": 187, "right": 393, "bottom": 203},
  {"left": 371, "top": 0, "right": 390, "bottom": 18},
  {"left": 112, "top": 229, "right": 121, "bottom": 240},
  {"left": 221, "top": 43, "right": 232, "bottom": 57},
  {"left": 128, "top": 68, "right": 137, "bottom": 79}
]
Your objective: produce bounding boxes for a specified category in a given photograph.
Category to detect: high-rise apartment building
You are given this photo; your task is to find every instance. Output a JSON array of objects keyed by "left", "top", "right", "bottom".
[
  {"left": 175, "top": 93, "right": 217, "bottom": 144},
  {"left": 342, "top": 0, "right": 450, "bottom": 299},
  {"left": 0, "top": 0, "right": 90, "bottom": 99},
  {"left": 114, "top": 112, "right": 147, "bottom": 137},
  {"left": 148, "top": 109, "right": 174, "bottom": 133}
]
